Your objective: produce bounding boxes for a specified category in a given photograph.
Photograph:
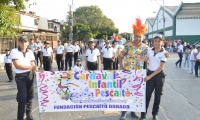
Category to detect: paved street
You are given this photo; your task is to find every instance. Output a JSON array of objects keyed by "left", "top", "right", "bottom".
[{"left": 0, "top": 53, "right": 200, "bottom": 120}]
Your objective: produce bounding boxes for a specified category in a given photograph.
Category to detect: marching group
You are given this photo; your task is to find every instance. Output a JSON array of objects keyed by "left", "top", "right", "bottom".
[{"left": 8, "top": 17, "right": 200, "bottom": 120}]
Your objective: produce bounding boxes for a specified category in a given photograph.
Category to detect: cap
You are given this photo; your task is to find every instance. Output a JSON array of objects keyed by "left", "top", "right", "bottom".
[
  {"left": 89, "top": 38, "right": 94, "bottom": 43},
  {"left": 57, "top": 40, "right": 61, "bottom": 42},
  {"left": 76, "top": 58, "right": 82, "bottom": 61},
  {"left": 5, "top": 48, "right": 10, "bottom": 51},
  {"left": 154, "top": 34, "right": 164, "bottom": 40},
  {"left": 19, "top": 35, "right": 28, "bottom": 41},
  {"left": 44, "top": 41, "right": 50, "bottom": 44},
  {"left": 105, "top": 40, "right": 110, "bottom": 43}
]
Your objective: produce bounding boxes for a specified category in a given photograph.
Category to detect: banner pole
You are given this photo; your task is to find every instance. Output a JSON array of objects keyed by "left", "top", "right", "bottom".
[{"left": 39, "top": 113, "right": 42, "bottom": 120}]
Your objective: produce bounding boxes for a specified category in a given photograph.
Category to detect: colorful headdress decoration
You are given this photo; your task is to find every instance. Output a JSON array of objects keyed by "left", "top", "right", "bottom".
[{"left": 132, "top": 17, "right": 148, "bottom": 36}]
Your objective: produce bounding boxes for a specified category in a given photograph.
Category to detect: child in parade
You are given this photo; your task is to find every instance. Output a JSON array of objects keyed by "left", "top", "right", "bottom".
[
  {"left": 73, "top": 58, "right": 84, "bottom": 71},
  {"left": 143, "top": 34, "right": 167, "bottom": 120}
]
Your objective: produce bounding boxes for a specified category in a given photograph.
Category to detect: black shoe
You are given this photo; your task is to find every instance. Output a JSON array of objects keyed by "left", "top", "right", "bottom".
[
  {"left": 131, "top": 112, "right": 139, "bottom": 119},
  {"left": 120, "top": 112, "right": 126, "bottom": 120},
  {"left": 175, "top": 63, "right": 177, "bottom": 67},
  {"left": 8, "top": 80, "right": 12, "bottom": 82},
  {"left": 196, "top": 75, "right": 199, "bottom": 77},
  {"left": 26, "top": 115, "right": 34, "bottom": 120},
  {"left": 140, "top": 112, "right": 146, "bottom": 120},
  {"left": 153, "top": 115, "right": 158, "bottom": 120}
]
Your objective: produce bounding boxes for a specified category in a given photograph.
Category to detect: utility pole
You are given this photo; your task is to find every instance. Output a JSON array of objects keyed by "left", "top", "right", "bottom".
[
  {"left": 68, "top": 0, "right": 74, "bottom": 42},
  {"left": 163, "top": 0, "right": 165, "bottom": 40}
]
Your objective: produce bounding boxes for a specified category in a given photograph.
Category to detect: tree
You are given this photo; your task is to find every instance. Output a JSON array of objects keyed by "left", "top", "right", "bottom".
[
  {"left": 74, "top": 5, "right": 104, "bottom": 36},
  {"left": 0, "top": 0, "right": 36, "bottom": 37},
  {"left": 73, "top": 23, "right": 91, "bottom": 41},
  {"left": 62, "top": 23, "right": 91, "bottom": 41},
  {"left": 73, "top": 5, "right": 118, "bottom": 38}
]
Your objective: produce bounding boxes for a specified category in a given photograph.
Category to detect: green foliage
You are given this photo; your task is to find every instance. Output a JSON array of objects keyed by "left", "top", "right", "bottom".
[
  {"left": 120, "top": 32, "right": 132, "bottom": 40},
  {"left": 73, "top": 23, "right": 91, "bottom": 41},
  {"left": 0, "top": 0, "right": 36, "bottom": 37},
  {"left": 73, "top": 5, "right": 118, "bottom": 39},
  {"left": 62, "top": 23, "right": 91, "bottom": 41},
  {"left": 0, "top": 4, "right": 21, "bottom": 37}
]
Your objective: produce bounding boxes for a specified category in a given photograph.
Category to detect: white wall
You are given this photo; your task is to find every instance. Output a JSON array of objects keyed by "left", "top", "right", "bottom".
[
  {"left": 165, "top": 30, "right": 173, "bottom": 36},
  {"left": 157, "top": 10, "right": 173, "bottom": 30},
  {"left": 38, "top": 17, "right": 48, "bottom": 30},
  {"left": 145, "top": 20, "right": 152, "bottom": 33},
  {"left": 20, "top": 14, "right": 38, "bottom": 30},
  {"left": 176, "top": 19, "right": 200, "bottom": 35}
]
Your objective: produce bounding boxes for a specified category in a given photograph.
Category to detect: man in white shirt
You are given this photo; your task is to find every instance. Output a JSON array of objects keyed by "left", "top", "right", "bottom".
[
  {"left": 4, "top": 48, "right": 13, "bottom": 82},
  {"left": 55, "top": 40, "right": 64, "bottom": 71},
  {"left": 34, "top": 37, "right": 43, "bottom": 68},
  {"left": 10, "top": 35, "right": 37, "bottom": 120},
  {"left": 40, "top": 41, "right": 53, "bottom": 71},
  {"left": 27, "top": 38, "right": 37, "bottom": 64},
  {"left": 111, "top": 41, "right": 119, "bottom": 70},
  {"left": 64, "top": 41, "right": 74, "bottom": 70},
  {"left": 85, "top": 39, "right": 101, "bottom": 70},
  {"left": 101, "top": 40, "right": 116, "bottom": 70},
  {"left": 189, "top": 45, "right": 198, "bottom": 74},
  {"left": 175, "top": 41, "right": 184, "bottom": 67},
  {"left": 194, "top": 46, "right": 200, "bottom": 77},
  {"left": 73, "top": 41, "right": 80, "bottom": 65}
]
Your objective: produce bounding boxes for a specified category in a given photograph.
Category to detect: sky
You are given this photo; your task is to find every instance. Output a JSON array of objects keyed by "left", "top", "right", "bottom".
[{"left": 26, "top": 0, "right": 200, "bottom": 33}]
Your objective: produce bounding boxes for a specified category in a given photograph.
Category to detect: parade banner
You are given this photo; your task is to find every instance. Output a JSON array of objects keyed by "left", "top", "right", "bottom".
[{"left": 36, "top": 70, "right": 146, "bottom": 112}]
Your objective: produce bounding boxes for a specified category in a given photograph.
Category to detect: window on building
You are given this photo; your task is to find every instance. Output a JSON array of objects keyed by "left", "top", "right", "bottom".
[
  {"left": 34, "top": 19, "right": 38, "bottom": 25},
  {"left": 48, "top": 23, "right": 53, "bottom": 29}
]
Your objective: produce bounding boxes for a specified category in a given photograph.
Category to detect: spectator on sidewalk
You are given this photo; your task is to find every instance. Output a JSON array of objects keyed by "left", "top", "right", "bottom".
[
  {"left": 183, "top": 45, "right": 191, "bottom": 69},
  {"left": 194, "top": 46, "right": 200, "bottom": 77},
  {"left": 4, "top": 48, "right": 13, "bottom": 82},
  {"left": 34, "top": 37, "right": 43, "bottom": 69},
  {"left": 189, "top": 45, "right": 198, "bottom": 74},
  {"left": 175, "top": 42, "right": 184, "bottom": 67},
  {"left": 10, "top": 35, "right": 38, "bottom": 120}
]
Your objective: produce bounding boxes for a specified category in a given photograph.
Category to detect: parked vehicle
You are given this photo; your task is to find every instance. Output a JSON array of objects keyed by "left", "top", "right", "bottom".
[{"left": 107, "top": 40, "right": 124, "bottom": 52}]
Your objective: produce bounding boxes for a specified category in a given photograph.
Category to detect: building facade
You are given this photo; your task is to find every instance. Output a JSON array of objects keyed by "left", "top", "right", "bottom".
[{"left": 145, "top": 2, "right": 200, "bottom": 44}]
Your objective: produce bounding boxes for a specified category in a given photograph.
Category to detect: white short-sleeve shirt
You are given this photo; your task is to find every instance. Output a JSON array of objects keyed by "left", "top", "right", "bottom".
[
  {"left": 190, "top": 49, "right": 198, "bottom": 60},
  {"left": 10, "top": 48, "right": 35, "bottom": 73},
  {"left": 56, "top": 45, "right": 64, "bottom": 54},
  {"left": 196, "top": 52, "right": 200, "bottom": 59},
  {"left": 65, "top": 45, "right": 74, "bottom": 52},
  {"left": 73, "top": 65, "right": 84, "bottom": 71},
  {"left": 34, "top": 42, "right": 43, "bottom": 51},
  {"left": 86, "top": 48, "right": 100, "bottom": 62},
  {"left": 4, "top": 55, "right": 12, "bottom": 66},
  {"left": 41, "top": 47, "right": 53, "bottom": 56},
  {"left": 74, "top": 45, "right": 80, "bottom": 52},
  {"left": 147, "top": 48, "right": 167, "bottom": 71},
  {"left": 27, "top": 43, "right": 37, "bottom": 52},
  {"left": 178, "top": 45, "right": 183, "bottom": 52},
  {"left": 101, "top": 47, "right": 115, "bottom": 58}
]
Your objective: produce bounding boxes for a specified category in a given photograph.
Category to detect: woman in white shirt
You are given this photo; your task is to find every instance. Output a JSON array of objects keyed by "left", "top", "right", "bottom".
[
  {"left": 40, "top": 41, "right": 53, "bottom": 71},
  {"left": 189, "top": 45, "right": 198, "bottom": 74},
  {"left": 143, "top": 34, "right": 167, "bottom": 120}
]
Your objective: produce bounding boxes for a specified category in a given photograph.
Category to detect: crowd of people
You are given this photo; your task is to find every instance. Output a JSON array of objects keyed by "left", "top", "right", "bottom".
[{"left": 3, "top": 17, "right": 200, "bottom": 120}]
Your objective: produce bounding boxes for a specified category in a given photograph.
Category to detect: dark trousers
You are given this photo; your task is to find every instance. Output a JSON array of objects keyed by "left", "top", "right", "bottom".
[
  {"left": 36, "top": 51, "right": 42, "bottom": 66},
  {"left": 195, "top": 61, "right": 200, "bottom": 75},
  {"left": 43, "top": 56, "right": 52, "bottom": 71},
  {"left": 65, "top": 52, "right": 72, "bottom": 70},
  {"left": 33, "top": 52, "right": 37, "bottom": 65},
  {"left": 5, "top": 63, "right": 13, "bottom": 81},
  {"left": 113, "top": 57, "right": 118, "bottom": 70},
  {"left": 176, "top": 52, "right": 183, "bottom": 67},
  {"left": 56, "top": 54, "right": 64, "bottom": 71},
  {"left": 15, "top": 72, "right": 34, "bottom": 120},
  {"left": 87, "top": 61, "right": 98, "bottom": 70},
  {"left": 74, "top": 52, "right": 78, "bottom": 65},
  {"left": 144, "top": 70, "right": 165, "bottom": 116},
  {"left": 103, "top": 57, "right": 113, "bottom": 70},
  {"left": 143, "top": 62, "right": 147, "bottom": 69}
]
